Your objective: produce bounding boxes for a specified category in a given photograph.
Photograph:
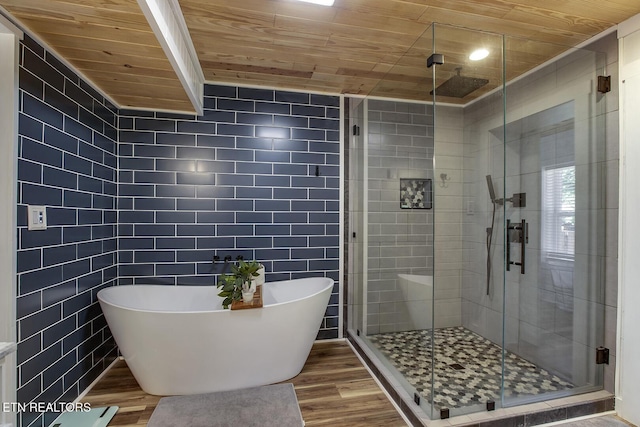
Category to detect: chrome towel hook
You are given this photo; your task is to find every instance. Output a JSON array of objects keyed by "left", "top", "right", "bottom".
[{"left": 439, "top": 173, "right": 450, "bottom": 188}]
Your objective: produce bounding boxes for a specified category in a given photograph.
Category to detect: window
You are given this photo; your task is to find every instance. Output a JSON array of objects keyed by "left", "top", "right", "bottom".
[{"left": 542, "top": 165, "right": 575, "bottom": 259}]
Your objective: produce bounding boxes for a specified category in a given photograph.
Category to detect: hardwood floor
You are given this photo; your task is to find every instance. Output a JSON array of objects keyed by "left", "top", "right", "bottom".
[{"left": 82, "top": 341, "right": 408, "bottom": 427}]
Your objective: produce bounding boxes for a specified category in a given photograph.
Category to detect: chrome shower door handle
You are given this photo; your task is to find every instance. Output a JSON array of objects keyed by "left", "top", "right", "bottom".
[{"left": 506, "top": 219, "right": 526, "bottom": 274}]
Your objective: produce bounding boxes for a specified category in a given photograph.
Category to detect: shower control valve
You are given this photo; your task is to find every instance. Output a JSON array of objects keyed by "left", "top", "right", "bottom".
[{"left": 509, "top": 192, "right": 526, "bottom": 208}]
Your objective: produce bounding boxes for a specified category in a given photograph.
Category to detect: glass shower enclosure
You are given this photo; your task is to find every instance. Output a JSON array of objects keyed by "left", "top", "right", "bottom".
[{"left": 347, "top": 23, "right": 608, "bottom": 421}]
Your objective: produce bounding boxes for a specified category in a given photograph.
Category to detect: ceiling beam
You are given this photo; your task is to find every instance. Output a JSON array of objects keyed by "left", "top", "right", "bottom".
[{"left": 138, "top": 0, "right": 204, "bottom": 114}]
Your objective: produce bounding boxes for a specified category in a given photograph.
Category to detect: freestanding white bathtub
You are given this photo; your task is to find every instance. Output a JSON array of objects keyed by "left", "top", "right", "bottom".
[
  {"left": 397, "top": 274, "right": 433, "bottom": 330},
  {"left": 97, "top": 277, "right": 333, "bottom": 395}
]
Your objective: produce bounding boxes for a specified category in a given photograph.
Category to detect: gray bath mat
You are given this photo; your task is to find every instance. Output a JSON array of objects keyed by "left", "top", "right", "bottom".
[{"left": 147, "top": 383, "right": 304, "bottom": 427}]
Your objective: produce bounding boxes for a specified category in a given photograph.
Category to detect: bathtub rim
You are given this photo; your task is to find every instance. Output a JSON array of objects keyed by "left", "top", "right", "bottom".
[
  {"left": 97, "top": 276, "right": 334, "bottom": 314},
  {"left": 396, "top": 273, "right": 433, "bottom": 286}
]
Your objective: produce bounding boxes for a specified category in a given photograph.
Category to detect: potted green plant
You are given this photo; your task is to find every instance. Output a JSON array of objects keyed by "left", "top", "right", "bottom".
[{"left": 216, "top": 259, "right": 262, "bottom": 308}]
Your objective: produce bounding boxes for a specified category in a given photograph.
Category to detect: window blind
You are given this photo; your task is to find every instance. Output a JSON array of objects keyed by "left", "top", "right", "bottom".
[{"left": 542, "top": 165, "right": 575, "bottom": 258}]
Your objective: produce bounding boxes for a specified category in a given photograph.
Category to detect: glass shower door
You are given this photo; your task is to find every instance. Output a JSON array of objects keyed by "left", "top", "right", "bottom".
[
  {"left": 346, "top": 23, "right": 440, "bottom": 419},
  {"left": 345, "top": 42, "right": 439, "bottom": 418},
  {"left": 431, "top": 24, "right": 607, "bottom": 417},
  {"left": 500, "top": 39, "right": 607, "bottom": 406},
  {"left": 431, "top": 23, "right": 507, "bottom": 418}
]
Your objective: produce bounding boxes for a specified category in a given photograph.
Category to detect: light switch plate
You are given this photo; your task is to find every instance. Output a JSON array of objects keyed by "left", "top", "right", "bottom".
[{"left": 27, "top": 205, "right": 47, "bottom": 230}]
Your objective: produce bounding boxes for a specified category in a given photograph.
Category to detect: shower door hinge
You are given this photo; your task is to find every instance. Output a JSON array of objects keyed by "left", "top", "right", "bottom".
[
  {"left": 598, "top": 75, "right": 611, "bottom": 93},
  {"left": 352, "top": 125, "right": 360, "bottom": 136},
  {"left": 413, "top": 392, "right": 420, "bottom": 405},
  {"left": 596, "top": 346, "right": 610, "bottom": 364}
]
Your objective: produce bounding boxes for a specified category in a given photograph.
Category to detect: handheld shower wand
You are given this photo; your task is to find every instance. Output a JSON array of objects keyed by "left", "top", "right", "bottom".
[
  {"left": 486, "top": 174, "right": 505, "bottom": 205},
  {"left": 485, "top": 175, "right": 498, "bottom": 296},
  {"left": 486, "top": 175, "right": 497, "bottom": 204}
]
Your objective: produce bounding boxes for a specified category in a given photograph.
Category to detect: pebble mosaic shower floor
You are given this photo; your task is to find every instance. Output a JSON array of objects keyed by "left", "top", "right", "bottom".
[{"left": 368, "top": 326, "right": 573, "bottom": 410}]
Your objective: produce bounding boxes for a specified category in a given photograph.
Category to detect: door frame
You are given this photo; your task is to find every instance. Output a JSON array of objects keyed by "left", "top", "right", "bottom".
[
  {"left": 0, "top": 12, "right": 22, "bottom": 427},
  {"left": 616, "top": 19, "right": 640, "bottom": 425}
]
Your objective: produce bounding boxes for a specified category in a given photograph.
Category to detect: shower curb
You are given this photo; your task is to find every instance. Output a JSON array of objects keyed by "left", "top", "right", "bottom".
[
  {"left": 457, "top": 398, "right": 615, "bottom": 427},
  {"left": 347, "top": 333, "right": 614, "bottom": 427}
]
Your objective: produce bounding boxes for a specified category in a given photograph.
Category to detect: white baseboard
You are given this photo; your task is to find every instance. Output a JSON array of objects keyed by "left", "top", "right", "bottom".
[
  {"left": 314, "top": 337, "right": 346, "bottom": 344},
  {"left": 73, "top": 357, "right": 121, "bottom": 403}
]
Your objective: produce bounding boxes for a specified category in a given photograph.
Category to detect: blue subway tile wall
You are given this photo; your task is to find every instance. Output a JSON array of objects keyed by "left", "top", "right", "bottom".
[
  {"left": 14, "top": 34, "right": 341, "bottom": 427},
  {"left": 118, "top": 85, "right": 341, "bottom": 340},
  {"left": 16, "top": 35, "right": 118, "bottom": 427}
]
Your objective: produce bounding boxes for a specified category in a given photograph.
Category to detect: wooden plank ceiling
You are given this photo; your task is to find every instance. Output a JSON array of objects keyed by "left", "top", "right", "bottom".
[
  {"left": 0, "top": 0, "right": 194, "bottom": 112},
  {"left": 2, "top": 0, "right": 640, "bottom": 111}
]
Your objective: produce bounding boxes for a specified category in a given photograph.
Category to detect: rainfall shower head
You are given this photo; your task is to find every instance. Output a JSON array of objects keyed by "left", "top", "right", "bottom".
[
  {"left": 486, "top": 175, "right": 497, "bottom": 204},
  {"left": 430, "top": 67, "right": 488, "bottom": 98}
]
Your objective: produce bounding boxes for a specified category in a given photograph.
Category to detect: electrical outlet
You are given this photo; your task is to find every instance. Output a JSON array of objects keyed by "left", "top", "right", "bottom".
[{"left": 27, "top": 205, "right": 47, "bottom": 230}]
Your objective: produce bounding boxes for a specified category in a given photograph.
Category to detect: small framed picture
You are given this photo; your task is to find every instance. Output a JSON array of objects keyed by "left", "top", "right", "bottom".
[{"left": 400, "top": 178, "right": 432, "bottom": 209}]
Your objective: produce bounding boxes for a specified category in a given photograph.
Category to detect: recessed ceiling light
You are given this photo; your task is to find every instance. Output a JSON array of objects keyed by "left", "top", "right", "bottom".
[
  {"left": 469, "top": 48, "right": 489, "bottom": 61},
  {"left": 295, "top": 0, "right": 335, "bottom": 6}
]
